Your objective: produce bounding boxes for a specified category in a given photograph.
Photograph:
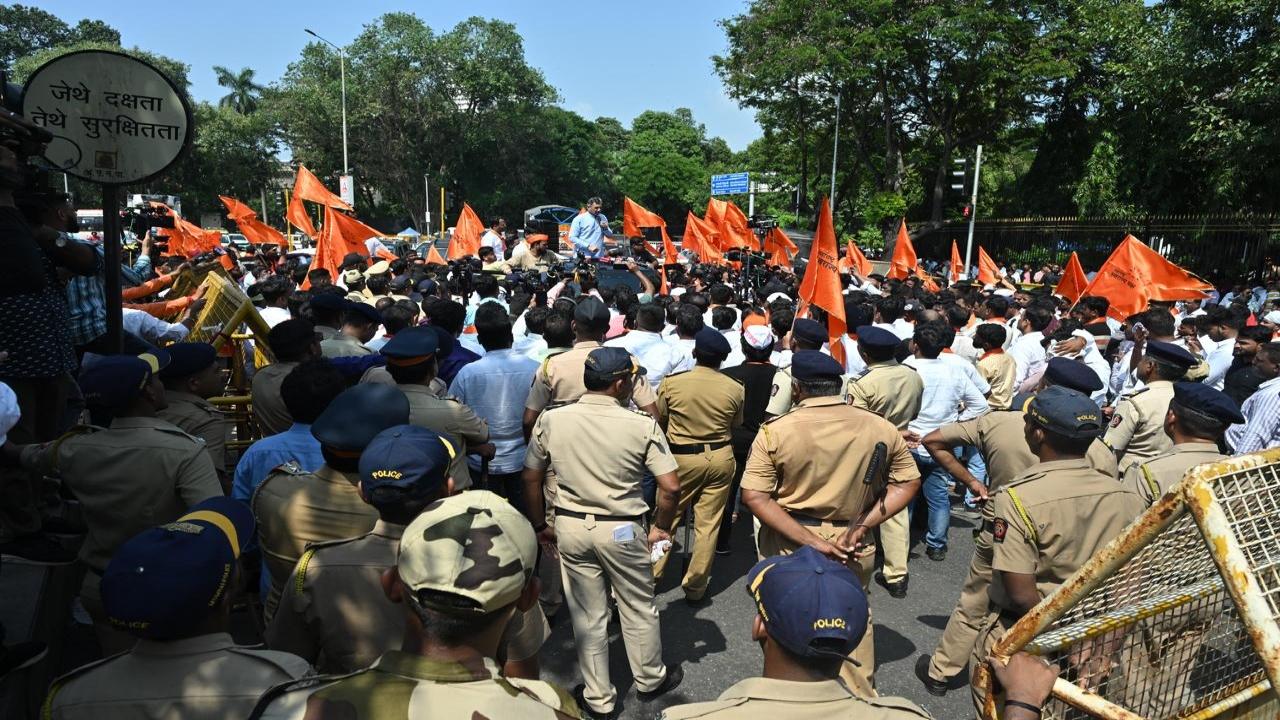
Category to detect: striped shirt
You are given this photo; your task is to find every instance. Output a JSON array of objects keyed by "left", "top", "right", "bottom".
[{"left": 1227, "top": 375, "right": 1280, "bottom": 454}]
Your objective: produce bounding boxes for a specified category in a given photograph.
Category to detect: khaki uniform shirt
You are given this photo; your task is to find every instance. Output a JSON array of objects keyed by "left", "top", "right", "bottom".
[
  {"left": 159, "top": 390, "right": 230, "bottom": 480},
  {"left": 266, "top": 520, "right": 548, "bottom": 674},
  {"left": 1103, "top": 380, "right": 1176, "bottom": 471},
  {"left": 1122, "top": 442, "right": 1227, "bottom": 506},
  {"left": 525, "top": 394, "right": 678, "bottom": 517},
  {"left": 401, "top": 383, "right": 488, "bottom": 489},
  {"left": 359, "top": 366, "right": 447, "bottom": 397},
  {"left": 20, "top": 417, "right": 222, "bottom": 571},
  {"left": 659, "top": 677, "right": 932, "bottom": 719},
  {"left": 933, "top": 410, "right": 1039, "bottom": 522},
  {"left": 525, "top": 341, "right": 657, "bottom": 412},
  {"left": 657, "top": 366, "right": 744, "bottom": 444},
  {"left": 252, "top": 463, "right": 378, "bottom": 618},
  {"left": 977, "top": 351, "right": 1017, "bottom": 410},
  {"left": 509, "top": 250, "right": 561, "bottom": 272},
  {"left": 847, "top": 361, "right": 924, "bottom": 430},
  {"left": 741, "top": 396, "right": 920, "bottom": 521},
  {"left": 989, "top": 458, "right": 1146, "bottom": 611},
  {"left": 251, "top": 652, "right": 577, "bottom": 720},
  {"left": 252, "top": 361, "right": 298, "bottom": 437},
  {"left": 46, "top": 633, "right": 311, "bottom": 720},
  {"left": 320, "top": 333, "right": 373, "bottom": 358}
]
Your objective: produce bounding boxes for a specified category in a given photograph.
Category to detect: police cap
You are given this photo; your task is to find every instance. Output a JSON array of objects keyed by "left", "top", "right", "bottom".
[
  {"left": 380, "top": 326, "right": 439, "bottom": 366},
  {"left": 584, "top": 346, "right": 645, "bottom": 380},
  {"left": 694, "top": 327, "right": 732, "bottom": 359},
  {"left": 156, "top": 342, "right": 217, "bottom": 380},
  {"left": 1026, "top": 385, "right": 1104, "bottom": 439},
  {"left": 574, "top": 296, "right": 611, "bottom": 329},
  {"left": 1172, "top": 382, "right": 1244, "bottom": 426},
  {"left": 790, "top": 350, "right": 843, "bottom": 381},
  {"left": 311, "top": 384, "right": 411, "bottom": 452},
  {"left": 855, "top": 325, "right": 899, "bottom": 351},
  {"left": 80, "top": 353, "right": 166, "bottom": 408},
  {"left": 345, "top": 302, "right": 381, "bottom": 326},
  {"left": 358, "top": 425, "right": 454, "bottom": 503},
  {"left": 1043, "top": 356, "right": 1104, "bottom": 393},
  {"left": 1145, "top": 340, "right": 1196, "bottom": 370},
  {"left": 745, "top": 546, "right": 869, "bottom": 659},
  {"left": 308, "top": 292, "right": 348, "bottom": 313},
  {"left": 792, "top": 318, "right": 827, "bottom": 346}
]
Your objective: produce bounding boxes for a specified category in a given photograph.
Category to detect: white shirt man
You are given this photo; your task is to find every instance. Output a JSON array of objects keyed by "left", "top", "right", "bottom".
[
  {"left": 481, "top": 225, "right": 506, "bottom": 256},
  {"left": 605, "top": 327, "right": 684, "bottom": 388},
  {"left": 1007, "top": 310, "right": 1051, "bottom": 389}
]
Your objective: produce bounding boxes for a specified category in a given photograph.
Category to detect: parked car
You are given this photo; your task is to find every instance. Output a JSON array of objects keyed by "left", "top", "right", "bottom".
[{"left": 221, "top": 233, "right": 252, "bottom": 252}]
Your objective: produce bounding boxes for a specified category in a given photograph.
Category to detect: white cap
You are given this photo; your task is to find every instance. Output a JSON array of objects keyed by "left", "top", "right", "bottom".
[
  {"left": 1264, "top": 310, "right": 1280, "bottom": 324},
  {"left": 742, "top": 325, "right": 775, "bottom": 350},
  {"left": 670, "top": 287, "right": 687, "bottom": 298},
  {"left": 993, "top": 288, "right": 1014, "bottom": 297},
  {"left": 0, "top": 382, "right": 18, "bottom": 445},
  {"left": 766, "top": 292, "right": 792, "bottom": 305}
]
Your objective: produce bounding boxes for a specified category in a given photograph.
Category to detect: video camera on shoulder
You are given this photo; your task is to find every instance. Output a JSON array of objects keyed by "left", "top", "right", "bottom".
[
  {"left": 122, "top": 202, "right": 176, "bottom": 237},
  {"left": 0, "top": 74, "right": 55, "bottom": 194},
  {"left": 747, "top": 213, "right": 778, "bottom": 231}
]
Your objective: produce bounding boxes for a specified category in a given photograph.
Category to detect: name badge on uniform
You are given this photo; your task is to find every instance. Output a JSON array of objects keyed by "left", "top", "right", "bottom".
[
  {"left": 993, "top": 518, "right": 1008, "bottom": 543},
  {"left": 612, "top": 524, "right": 635, "bottom": 543}
]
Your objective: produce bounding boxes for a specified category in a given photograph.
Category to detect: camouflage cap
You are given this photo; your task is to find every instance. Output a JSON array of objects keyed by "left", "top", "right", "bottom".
[{"left": 398, "top": 490, "right": 537, "bottom": 615}]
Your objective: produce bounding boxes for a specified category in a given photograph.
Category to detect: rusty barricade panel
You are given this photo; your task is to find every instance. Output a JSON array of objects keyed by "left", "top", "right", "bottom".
[{"left": 979, "top": 449, "right": 1280, "bottom": 720}]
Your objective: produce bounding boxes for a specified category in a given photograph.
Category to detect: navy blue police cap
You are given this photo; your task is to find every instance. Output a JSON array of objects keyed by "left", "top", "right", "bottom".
[
  {"left": 80, "top": 351, "right": 168, "bottom": 408},
  {"left": 380, "top": 326, "right": 440, "bottom": 366},
  {"left": 1043, "top": 356, "right": 1104, "bottom": 393},
  {"left": 358, "top": 425, "right": 456, "bottom": 503},
  {"left": 792, "top": 318, "right": 828, "bottom": 346},
  {"left": 311, "top": 384, "right": 411, "bottom": 453},
  {"left": 345, "top": 301, "right": 381, "bottom": 326},
  {"left": 1145, "top": 340, "right": 1196, "bottom": 369},
  {"left": 745, "top": 546, "right": 869, "bottom": 659},
  {"left": 1026, "top": 385, "right": 1104, "bottom": 439},
  {"left": 694, "top": 327, "right": 732, "bottom": 358},
  {"left": 1172, "top": 382, "right": 1245, "bottom": 426},
  {"left": 790, "top": 350, "right": 844, "bottom": 381},
  {"left": 855, "top": 325, "right": 899, "bottom": 351},
  {"left": 157, "top": 342, "right": 217, "bottom": 380},
  {"left": 308, "top": 292, "right": 348, "bottom": 312},
  {"left": 585, "top": 346, "right": 646, "bottom": 380}
]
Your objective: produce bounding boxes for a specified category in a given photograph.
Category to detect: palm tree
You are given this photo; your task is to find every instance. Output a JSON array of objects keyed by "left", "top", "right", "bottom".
[{"left": 213, "top": 66, "right": 264, "bottom": 114}]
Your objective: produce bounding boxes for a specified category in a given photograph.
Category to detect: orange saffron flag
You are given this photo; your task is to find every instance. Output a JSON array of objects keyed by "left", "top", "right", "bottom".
[
  {"left": 312, "top": 206, "right": 386, "bottom": 287},
  {"left": 887, "top": 219, "right": 917, "bottom": 280},
  {"left": 238, "top": 217, "right": 287, "bottom": 248},
  {"left": 447, "top": 203, "right": 485, "bottom": 259},
  {"left": 950, "top": 240, "right": 963, "bottom": 282},
  {"left": 1078, "top": 234, "right": 1213, "bottom": 322},
  {"left": 286, "top": 191, "right": 316, "bottom": 238},
  {"left": 977, "top": 246, "right": 1001, "bottom": 285},
  {"left": 705, "top": 198, "right": 758, "bottom": 251},
  {"left": 292, "top": 165, "right": 352, "bottom": 210},
  {"left": 1056, "top": 251, "right": 1089, "bottom": 303},
  {"left": 797, "top": 197, "right": 847, "bottom": 364},
  {"left": 915, "top": 266, "right": 941, "bottom": 293},
  {"left": 623, "top": 197, "right": 677, "bottom": 262},
  {"left": 682, "top": 212, "right": 724, "bottom": 264},
  {"left": 844, "top": 239, "right": 873, "bottom": 276},
  {"left": 219, "top": 195, "right": 257, "bottom": 222},
  {"left": 423, "top": 243, "right": 447, "bottom": 266},
  {"left": 763, "top": 226, "right": 796, "bottom": 268}
]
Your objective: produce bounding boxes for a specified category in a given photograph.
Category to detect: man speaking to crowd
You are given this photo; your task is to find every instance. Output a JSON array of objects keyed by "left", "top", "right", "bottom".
[{"left": 569, "top": 196, "right": 612, "bottom": 259}]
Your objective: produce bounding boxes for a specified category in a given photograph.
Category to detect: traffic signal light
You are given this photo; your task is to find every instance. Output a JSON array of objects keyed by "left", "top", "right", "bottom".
[{"left": 963, "top": 204, "right": 972, "bottom": 219}]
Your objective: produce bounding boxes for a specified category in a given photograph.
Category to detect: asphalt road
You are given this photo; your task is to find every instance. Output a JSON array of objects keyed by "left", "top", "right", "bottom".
[{"left": 541, "top": 506, "right": 982, "bottom": 720}]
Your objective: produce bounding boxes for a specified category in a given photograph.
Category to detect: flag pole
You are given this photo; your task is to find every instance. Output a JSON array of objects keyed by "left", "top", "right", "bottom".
[{"left": 963, "top": 144, "right": 983, "bottom": 276}]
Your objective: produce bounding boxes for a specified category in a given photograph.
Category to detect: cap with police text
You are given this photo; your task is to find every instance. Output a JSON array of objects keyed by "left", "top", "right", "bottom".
[
  {"left": 1043, "top": 356, "right": 1104, "bottom": 393},
  {"left": 585, "top": 347, "right": 645, "bottom": 381},
  {"left": 359, "top": 425, "right": 455, "bottom": 503},
  {"left": 101, "top": 497, "right": 254, "bottom": 639},
  {"left": 311, "top": 384, "right": 411, "bottom": 453},
  {"left": 1172, "top": 382, "right": 1244, "bottom": 426},
  {"left": 1026, "top": 386, "right": 1103, "bottom": 439},
  {"left": 790, "top": 350, "right": 843, "bottom": 381},
  {"left": 398, "top": 491, "right": 538, "bottom": 615},
  {"left": 746, "top": 546, "right": 868, "bottom": 659},
  {"left": 694, "top": 327, "right": 731, "bottom": 359},
  {"left": 856, "top": 325, "right": 899, "bottom": 351},
  {"left": 380, "top": 327, "right": 439, "bottom": 366},
  {"left": 792, "top": 318, "right": 827, "bottom": 346},
  {"left": 157, "top": 342, "right": 217, "bottom": 380},
  {"left": 1145, "top": 340, "right": 1196, "bottom": 370},
  {"left": 80, "top": 355, "right": 159, "bottom": 408}
]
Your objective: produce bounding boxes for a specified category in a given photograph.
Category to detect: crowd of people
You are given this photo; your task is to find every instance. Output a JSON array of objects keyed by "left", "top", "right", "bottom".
[{"left": 1, "top": 181, "right": 1278, "bottom": 719}]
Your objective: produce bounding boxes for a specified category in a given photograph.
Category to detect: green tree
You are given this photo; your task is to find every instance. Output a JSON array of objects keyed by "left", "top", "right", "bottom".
[
  {"left": 212, "top": 65, "right": 264, "bottom": 114},
  {"left": 618, "top": 109, "right": 727, "bottom": 226},
  {"left": 0, "top": 5, "right": 119, "bottom": 67}
]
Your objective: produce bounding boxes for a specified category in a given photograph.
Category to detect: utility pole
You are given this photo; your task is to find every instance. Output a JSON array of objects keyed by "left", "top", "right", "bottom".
[
  {"left": 305, "top": 29, "right": 349, "bottom": 175},
  {"left": 829, "top": 93, "right": 840, "bottom": 205},
  {"left": 963, "top": 144, "right": 983, "bottom": 276},
  {"left": 423, "top": 175, "right": 431, "bottom": 232}
]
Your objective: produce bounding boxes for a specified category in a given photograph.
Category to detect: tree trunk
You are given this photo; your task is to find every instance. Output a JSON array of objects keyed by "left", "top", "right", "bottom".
[
  {"left": 797, "top": 101, "right": 810, "bottom": 217},
  {"left": 930, "top": 142, "right": 953, "bottom": 226},
  {"left": 881, "top": 71, "right": 904, "bottom": 249}
]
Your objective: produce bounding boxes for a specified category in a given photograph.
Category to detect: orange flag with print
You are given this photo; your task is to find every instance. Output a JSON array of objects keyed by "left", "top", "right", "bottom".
[
  {"left": 682, "top": 212, "right": 724, "bottom": 264},
  {"left": 797, "top": 197, "right": 847, "bottom": 364},
  {"left": 763, "top": 226, "right": 796, "bottom": 268},
  {"left": 447, "top": 203, "right": 485, "bottom": 259},
  {"left": 311, "top": 206, "right": 386, "bottom": 287},
  {"left": 705, "top": 198, "right": 758, "bottom": 251},
  {"left": 292, "top": 165, "right": 351, "bottom": 210},
  {"left": 950, "top": 240, "right": 964, "bottom": 282},
  {"left": 844, "top": 239, "right": 872, "bottom": 276},
  {"left": 887, "top": 219, "right": 917, "bottom": 280},
  {"left": 1078, "top": 234, "right": 1213, "bottom": 322},
  {"left": 1055, "top": 251, "right": 1089, "bottom": 303},
  {"left": 977, "top": 246, "right": 1001, "bottom": 285}
]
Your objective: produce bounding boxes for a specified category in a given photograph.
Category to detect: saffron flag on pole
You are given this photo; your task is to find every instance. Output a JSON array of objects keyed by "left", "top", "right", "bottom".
[
  {"left": 887, "top": 219, "right": 917, "bottom": 280},
  {"left": 915, "top": 266, "right": 941, "bottom": 293},
  {"left": 763, "top": 226, "right": 796, "bottom": 268},
  {"left": 950, "top": 240, "right": 964, "bottom": 282},
  {"left": 292, "top": 165, "right": 352, "bottom": 210},
  {"left": 844, "top": 239, "right": 873, "bottom": 276},
  {"left": 447, "top": 202, "right": 485, "bottom": 259},
  {"left": 219, "top": 195, "right": 257, "bottom": 222},
  {"left": 1055, "top": 251, "right": 1089, "bottom": 303},
  {"left": 682, "top": 212, "right": 724, "bottom": 264},
  {"left": 977, "top": 246, "right": 1001, "bottom": 285},
  {"left": 705, "top": 198, "right": 758, "bottom": 251},
  {"left": 311, "top": 206, "right": 387, "bottom": 287},
  {"left": 423, "top": 242, "right": 447, "bottom": 266},
  {"left": 797, "top": 197, "right": 847, "bottom": 364},
  {"left": 286, "top": 191, "right": 316, "bottom": 237},
  {"left": 1077, "top": 234, "right": 1213, "bottom": 322},
  {"left": 622, "top": 196, "right": 677, "bottom": 262},
  {"left": 220, "top": 195, "right": 286, "bottom": 248}
]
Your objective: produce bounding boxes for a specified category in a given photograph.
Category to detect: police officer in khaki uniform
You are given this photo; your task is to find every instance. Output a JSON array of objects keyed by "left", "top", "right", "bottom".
[
  {"left": 157, "top": 342, "right": 232, "bottom": 489},
  {"left": 1103, "top": 340, "right": 1195, "bottom": 472},
  {"left": 250, "top": 492, "right": 580, "bottom": 720},
  {"left": 654, "top": 328, "right": 743, "bottom": 602},
  {"left": 379, "top": 327, "right": 492, "bottom": 488},
  {"left": 253, "top": 319, "right": 323, "bottom": 437},
  {"left": 918, "top": 357, "right": 1104, "bottom": 695},
  {"left": 267, "top": 424, "right": 548, "bottom": 677},
  {"left": 44, "top": 498, "right": 311, "bottom": 720},
  {"left": 846, "top": 325, "right": 922, "bottom": 599},
  {"left": 5, "top": 352, "right": 222, "bottom": 654},
  {"left": 1122, "top": 382, "right": 1240, "bottom": 505},
  {"left": 252, "top": 383, "right": 410, "bottom": 619},
  {"left": 522, "top": 347, "right": 684, "bottom": 719},
  {"left": 971, "top": 386, "right": 1146, "bottom": 713},
  {"left": 659, "top": 547, "right": 932, "bottom": 720},
  {"left": 763, "top": 319, "right": 827, "bottom": 416},
  {"left": 741, "top": 351, "right": 921, "bottom": 697}
]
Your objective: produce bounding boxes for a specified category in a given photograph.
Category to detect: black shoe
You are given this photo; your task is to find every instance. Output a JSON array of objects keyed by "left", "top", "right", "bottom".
[
  {"left": 572, "top": 685, "right": 615, "bottom": 720},
  {"left": 0, "top": 641, "right": 47, "bottom": 679},
  {"left": 0, "top": 534, "right": 76, "bottom": 565},
  {"left": 926, "top": 546, "right": 947, "bottom": 562},
  {"left": 636, "top": 663, "right": 684, "bottom": 701},
  {"left": 875, "top": 571, "right": 908, "bottom": 598},
  {"left": 915, "top": 655, "right": 950, "bottom": 696}
]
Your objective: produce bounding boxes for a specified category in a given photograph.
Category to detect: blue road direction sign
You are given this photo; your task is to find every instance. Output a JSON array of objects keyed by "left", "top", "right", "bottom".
[{"left": 710, "top": 172, "right": 749, "bottom": 195}]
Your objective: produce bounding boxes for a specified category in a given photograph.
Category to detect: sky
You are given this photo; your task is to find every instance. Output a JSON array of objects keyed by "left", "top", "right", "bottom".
[{"left": 43, "top": 0, "right": 763, "bottom": 151}]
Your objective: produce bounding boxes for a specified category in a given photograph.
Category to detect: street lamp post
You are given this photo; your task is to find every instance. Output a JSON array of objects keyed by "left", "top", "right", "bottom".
[{"left": 304, "top": 28, "right": 349, "bottom": 175}]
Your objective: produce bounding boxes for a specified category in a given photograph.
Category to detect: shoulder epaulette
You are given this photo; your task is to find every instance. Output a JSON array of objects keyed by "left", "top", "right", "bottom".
[
  {"left": 665, "top": 369, "right": 690, "bottom": 378},
  {"left": 42, "top": 651, "right": 129, "bottom": 719},
  {"left": 860, "top": 695, "right": 934, "bottom": 718},
  {"left": 657, "top": 697, "right": 750, "bottom": 719},
  {"left": 225, "top": 646, "right": 313, "bottom": 676},
  {"left": 1004, "top": 487, "right": 1039, "bottom": 545},
  {"left": 247, "top": 671, "right": 367, "bottom": 720},
  {"left": 1139, "top": 463, "right": 1160, "bottom": 505},
  {"left": 1124, "top": 386, "right": 1150, "bottom": 398}
]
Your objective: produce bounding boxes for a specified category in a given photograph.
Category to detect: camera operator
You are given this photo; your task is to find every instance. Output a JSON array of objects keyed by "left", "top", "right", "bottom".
[{"left": 0, "top": 146, "right": 99, "bottom": 563}]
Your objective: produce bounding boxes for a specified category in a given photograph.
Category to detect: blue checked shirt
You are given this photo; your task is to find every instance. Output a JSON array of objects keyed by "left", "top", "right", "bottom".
[{"left": 65, "top": 242, "right": 151, "bottom": 346}]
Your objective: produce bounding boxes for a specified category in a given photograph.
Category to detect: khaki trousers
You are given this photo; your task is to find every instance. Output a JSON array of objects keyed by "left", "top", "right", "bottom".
[
  {"left": 652, "top": 446, "right": 735, "bottom": 600},
  {"left": 757, "top": 523, "right": 877, "bottom": 697},
  {"left": 878, "top": 508, "right": 910, "bottom": 583},
  {"left": 557, "top": 514, "right": 667, "bottom": 714},
  {"left": 929, "top": 526, "right": 995, "bottom": 681},
  {"left": 969, "top": 611, "right": 1011, "bottom": 714}
]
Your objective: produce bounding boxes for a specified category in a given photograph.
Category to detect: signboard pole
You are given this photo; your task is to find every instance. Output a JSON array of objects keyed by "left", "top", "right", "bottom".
[{"left": 102, "top": 184, "right": 123, "bottom": 352}]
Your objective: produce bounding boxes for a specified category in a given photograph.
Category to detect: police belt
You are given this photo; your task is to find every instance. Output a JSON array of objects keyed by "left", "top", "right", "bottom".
[
  {"left": 668, "top": 441, "right": 731, "bottom": 455},
  {"left": 786, "top": 510, "right": 851, "bottom": 527},
  {"left": 556, "top": 508, "right": 646, "bottom": 524}
]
